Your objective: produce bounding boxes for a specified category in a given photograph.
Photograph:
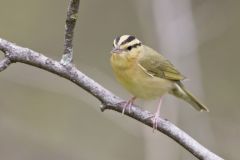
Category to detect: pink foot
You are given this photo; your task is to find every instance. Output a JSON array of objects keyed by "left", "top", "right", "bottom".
[
  {"left": 151, "top": 113, "right": 159, "bottom": 131},
  {"left": 151, "top": 98, "right": 162, "bottom": 132},
  {"left": 121, "top": 97, "right": 136, "bottom": 114}
]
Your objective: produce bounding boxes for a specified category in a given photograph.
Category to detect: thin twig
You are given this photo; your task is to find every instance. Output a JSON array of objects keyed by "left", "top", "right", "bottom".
[
  {"left": 61, "top": 0, "right": 80, "bottom": 65},
  {"left": 0, "top": 57, "right": 11, "bottom": 72},
  {"left": 0, "top": 38, "right": 224, "bottom": 160}
]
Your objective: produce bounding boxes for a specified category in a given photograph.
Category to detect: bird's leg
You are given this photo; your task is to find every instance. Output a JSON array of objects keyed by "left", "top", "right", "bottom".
[
  {"left": 122, "top": 96, "right": 136, "bottom": 114},
  {"left": 151, "top": 98, "right": 162, "bottom": 131}
]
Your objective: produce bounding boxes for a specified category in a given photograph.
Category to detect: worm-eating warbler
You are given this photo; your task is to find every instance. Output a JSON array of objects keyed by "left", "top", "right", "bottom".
[{"left": 110, "top": 35, "right": 209, "bottom": 128}]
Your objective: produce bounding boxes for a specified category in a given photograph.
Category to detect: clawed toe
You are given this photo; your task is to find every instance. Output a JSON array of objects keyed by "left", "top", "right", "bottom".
[
  {"left": 118, "top": 97, "right": 136, "bottom": 115},
  {"left": 122, "top": 101, "right": 131, "bottom": 114},
  {"left": 151, "top": 114, "right": 159, "bottom": 131}
]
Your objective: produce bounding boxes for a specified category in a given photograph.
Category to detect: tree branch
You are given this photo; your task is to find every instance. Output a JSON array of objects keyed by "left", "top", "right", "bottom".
[
  {"left": 61, "top": 0, "right": 80, "bottom": 65},
  {"left": 0, "top": 38, "right": 223, "bottom": 160},
  {"left": 0, "top": 57, "right": 11, "bottom": 72}
]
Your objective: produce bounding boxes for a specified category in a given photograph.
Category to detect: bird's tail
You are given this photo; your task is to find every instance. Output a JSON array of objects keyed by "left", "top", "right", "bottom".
[{"left": 170, "top": 82, "right": 209, "bottom": 112}]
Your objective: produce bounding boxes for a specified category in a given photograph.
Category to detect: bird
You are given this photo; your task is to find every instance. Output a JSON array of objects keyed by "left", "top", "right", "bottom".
[{"left": 110, "top": 35, "right": 209, "bottom": 129}]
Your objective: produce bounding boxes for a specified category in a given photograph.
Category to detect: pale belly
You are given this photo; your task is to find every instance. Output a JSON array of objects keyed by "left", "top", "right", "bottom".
[{"left": 112, "top": 64, "right": 174, "bottom": 100}]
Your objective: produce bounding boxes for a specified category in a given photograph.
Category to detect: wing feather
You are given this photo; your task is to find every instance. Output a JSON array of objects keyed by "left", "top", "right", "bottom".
[{"left": 138, "top": 46, "right": 185, "bottom": 81}]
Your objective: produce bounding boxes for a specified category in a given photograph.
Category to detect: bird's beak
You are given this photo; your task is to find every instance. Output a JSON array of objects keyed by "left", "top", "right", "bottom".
[{"left": 111, "top": 47, "right": 123, "bottom": 54}]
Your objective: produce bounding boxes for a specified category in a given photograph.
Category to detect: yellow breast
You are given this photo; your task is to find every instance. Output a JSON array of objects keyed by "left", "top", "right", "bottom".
[{"left": 110, "top": 53, "right": 174, "bottom": 99}]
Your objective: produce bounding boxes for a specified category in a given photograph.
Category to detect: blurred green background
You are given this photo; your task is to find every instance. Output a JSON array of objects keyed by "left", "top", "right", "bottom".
[{"left": 0, "top": 0, "right": 239, "bottom": 159}]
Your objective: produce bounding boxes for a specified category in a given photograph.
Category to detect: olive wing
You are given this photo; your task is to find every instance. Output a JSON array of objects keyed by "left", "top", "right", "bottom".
[{"left": 138, "top": 46, "right": 185, "bottom": 81}]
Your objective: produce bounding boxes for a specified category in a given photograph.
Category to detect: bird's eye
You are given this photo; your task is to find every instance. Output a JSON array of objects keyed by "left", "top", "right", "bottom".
[{"left": 127, "top": 46, "right": 132, "bottom": 51}]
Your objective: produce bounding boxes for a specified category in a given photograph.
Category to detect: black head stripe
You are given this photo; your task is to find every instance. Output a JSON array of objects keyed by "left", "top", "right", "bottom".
[
  {"left": 126, "top": 43, "right": 142, "bottom": 51},
  {"left": 120, "top": 35, "right": 136, "bottom": 46},
  {"left": 131, "top": 43, "right": 142, "bottom": 49},
  {"left": 115, "top": 36, "right": 120, "bottom": 46}
]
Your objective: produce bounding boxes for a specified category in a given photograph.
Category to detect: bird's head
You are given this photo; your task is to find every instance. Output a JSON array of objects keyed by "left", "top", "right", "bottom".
[{"left": 111, "top": 35, "right": 143, "bottom": 58}]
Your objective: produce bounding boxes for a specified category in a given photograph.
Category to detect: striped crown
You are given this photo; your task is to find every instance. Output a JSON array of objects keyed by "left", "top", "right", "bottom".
[{"left": 113, "top": 35, "right": 142, "bottom": 51}]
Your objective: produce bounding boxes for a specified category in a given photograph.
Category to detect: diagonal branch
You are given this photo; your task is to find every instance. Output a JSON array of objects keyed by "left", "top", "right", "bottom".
[
  {"left": 61, "top": 0, "right": 80, "bottom": 65},
  {"left": 0, "top": 57, "right": 11, "bottom": 72},
  {"left": 0, "top": 38, "right": 223, "bottom": 160}
]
